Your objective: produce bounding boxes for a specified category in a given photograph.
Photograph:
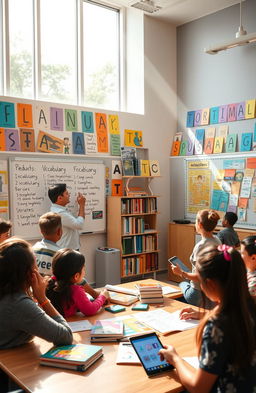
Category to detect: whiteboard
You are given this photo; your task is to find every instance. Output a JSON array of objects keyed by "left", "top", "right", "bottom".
[
  {"left": 9, "top": 158, "right": 105, "bottom": 239},
  {"left": 184, "top": 154, "right": 256, "bottom": 230}
]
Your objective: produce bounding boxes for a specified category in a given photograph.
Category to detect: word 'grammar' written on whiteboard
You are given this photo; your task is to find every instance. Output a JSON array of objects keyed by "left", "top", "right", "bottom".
[{"left": 10, "top": 159, "right": 105, "bottom": 239}]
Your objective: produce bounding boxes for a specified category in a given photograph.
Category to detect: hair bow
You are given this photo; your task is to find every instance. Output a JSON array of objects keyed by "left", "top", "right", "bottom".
[{"left": 217, "top": 244, "right": 232, "bottom": 261}]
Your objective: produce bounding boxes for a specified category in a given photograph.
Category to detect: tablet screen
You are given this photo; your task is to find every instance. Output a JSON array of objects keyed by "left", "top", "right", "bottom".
[{"left": 130, "top": 333, "right": 174, "bottom": 376}]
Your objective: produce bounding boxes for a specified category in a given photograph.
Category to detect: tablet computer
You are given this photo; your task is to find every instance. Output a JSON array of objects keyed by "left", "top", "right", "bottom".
[
  {"left": 129, "top": 333, "right": 174, "bottom": 377},
  {"left": 168, "top": 256, "right": 191, "bottom": 273}
]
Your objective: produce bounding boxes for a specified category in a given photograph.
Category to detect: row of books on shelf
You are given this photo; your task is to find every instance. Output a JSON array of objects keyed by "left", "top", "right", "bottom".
[
  {"left": 122, "top": 216, "right": 145, "bottom": 234},
  {"left": 121, "top": 253, "right": 158, "bottom": 277},
  {"left": 122, "top": 235, "right": 158, "bottom": 255},
  {"left": 121, "top": 198, "right": 157, "bottom": 214}
]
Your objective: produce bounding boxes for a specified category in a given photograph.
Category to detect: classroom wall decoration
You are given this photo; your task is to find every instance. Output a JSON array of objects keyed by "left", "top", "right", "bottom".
[
  {"left": 185, "top": 155, "right": 256, "bottom": 229},
  {"left": 0, "top": 160, "right": 9, "bottom": 220},
  {"left": 171, "top": 97, "right": 256, "bottom": 157}
]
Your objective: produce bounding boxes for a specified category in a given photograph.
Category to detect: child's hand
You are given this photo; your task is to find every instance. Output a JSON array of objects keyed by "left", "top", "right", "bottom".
[
  {"left": 171, "top": 264, "right": 182, "bottom": 277},
  {"left": 101, "top": 288, "right": 110, "bottom": 303},
  {"left": 158, "top": 344, "right": 179, "bottom": 365},
  {"left": 179, "top": 307, "right": 202, "bottom": 320},
  {"left": 31, "top": 269, "right": 47, "bottom": 304}
]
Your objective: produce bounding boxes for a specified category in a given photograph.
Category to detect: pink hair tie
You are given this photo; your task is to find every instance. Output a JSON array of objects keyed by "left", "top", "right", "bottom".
[{"left": 217, "top": 244, "right": 232, "bottom": 261}]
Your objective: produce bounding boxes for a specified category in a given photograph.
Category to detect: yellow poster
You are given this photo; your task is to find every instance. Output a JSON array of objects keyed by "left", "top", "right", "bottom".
[{"left": 187, "top": 169, "right": 211, "bottom": 213}]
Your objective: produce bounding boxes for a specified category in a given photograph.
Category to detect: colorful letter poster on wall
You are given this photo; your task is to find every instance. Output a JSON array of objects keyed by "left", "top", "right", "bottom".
[
  {"left": 187, "top": 161, "right": 211, "bottom": 213},
  {"left": 0, "top": 160, "right": 9, "bottom": 220}
]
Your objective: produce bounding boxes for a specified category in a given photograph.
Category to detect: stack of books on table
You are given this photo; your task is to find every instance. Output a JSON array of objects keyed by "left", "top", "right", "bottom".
[
  {"left": 40, "top": 344, "right": 103, "bottom": 371},
  {"left": 109, "top": 291, "right": 138, "bottom": 306},
  {"left": 90, "top": 319, "right": 124, "bottom": 342},
  {"left": 137, "top": 283, "right": 163, "bottom": 304}
]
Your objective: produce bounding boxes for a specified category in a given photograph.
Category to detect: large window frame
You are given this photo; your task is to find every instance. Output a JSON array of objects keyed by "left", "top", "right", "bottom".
[{"left": 0, "top": 0, "right": 124, "bottom": 111}]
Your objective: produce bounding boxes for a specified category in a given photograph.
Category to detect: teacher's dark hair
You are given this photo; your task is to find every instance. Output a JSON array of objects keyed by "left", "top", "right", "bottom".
[
  {"left": 48, "top": 184, "right": 67, "bottom": 203},
  {"left": 0, "top": 237, "right": 35, "bottom": 299}
]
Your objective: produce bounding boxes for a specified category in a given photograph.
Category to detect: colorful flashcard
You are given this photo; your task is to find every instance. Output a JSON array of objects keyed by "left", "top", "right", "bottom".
[
  {"left": 0, "top": 129, "right": 5, "bottom": 151},
  {"left": 108, "top": 115, "right": 120, "bottom": 134},
  {"left": 236, "top": 102, "right": 245, "bottom": 120},
  {"left": 194, "top": 110, "right": 202, "bottom": 127},
  {"left": 226, "top": 134, "right": 237, "bottom": 153},
  {"left": 84, "top": 133, "right": 97, "bottom": 154},
  {"left": 224, "top": 169, "right": 236, "bottom": 181},
  {"left": 50, "top": 107, "right": 64, "bottom": 131},
  {"left": 223, "top": 159, "right": 245, "bottom": 170},
  {"left": 186, "top": 111, "right": 195, "bottom": 127},
  {"left": 237, "top": 208, "right": 246, "bottom": 221},
  {"left": 218, "top": 192, "right": 229, "bottom": 212},
  {"left": 187, "top": 137, "right": 194, "bottom": 156},
  {"left": 35, "top": 104, "right": 49, "bottom": 130},
  {"left": 111, "top": 179, "right": 123, "bottom": 196},
  {"left": 96, "top": 113, "right": 108, "bottom": 153},
  {"left": 72, "top": 132, "right": 85, "bottom": 154},
  {"left": 210, "top": 189, "right": 222, "bottom": 210},
  {"left": 63, "top": 136, "right": 71, "bottom": 154},
  {"left": 204, "top": 138, "right": 214, "bottom": 154},
  {"left": 205, "top": 127, "right": 216, "bottom": 139},
  {"left": 20, "top": 128, "right": 35, "bottom": 152},
  {"left": 201, "top": 108, "right": 210, "bottom": 125},
  {"left": 245, "top": 99, "right": 256, "bottom": 119},
  {"left": 218, "top": 105, "right": 228, "bottom": 123},
  {"left": 37, "top": 130, "right": 63, "bottom": 153},
  {"left": 110, "top": 134, "right": 121, "bottom": 156},
  {"left": 227, "top": 205, "right": 237, "bottom": 213},
  {"left": 5, "top": 129, "right": 20, "bottom": 151},
  {"left": 65, "top": 109, "right": 78, "bottom": 131},
  {"left": 173, "top": 132, "right": 183, "bottom": 141},
  {"left": 149, "top": 160, "right": 160, "bottom": 176},
  {"left": 140, "top": 160, "right": 150, "bottom": 176},
  {"left": 244, "top": 168, "right": 254, "bottom": 178},
  {"left": 194, "top": 129, "right": 205, "bottom": 155},
  {"left": 247, "top": 158, "right": 256, "bottom": 169},
  {"left": 240, "top": 133, "right": 252, "bottom": 151},
  {"left": 210, "top": 107, "right": 219, "bottom": 124},
  {"left": 240, "top": 176, "right": 252, "bottom": 198},
  {"left": 171, "top": 140, "right": 180, "bottom": 156},
  {"left": 179, "top": 141, "right": 187, "bottom": 156},
  {"left": 234, "top": 171, "right": 244, "bottom": 182},
  {"left": 227, "top": 103, "right": 237, "bottom": 122},
  {"left": 0, "top": 101, "right": 15, "bottom": 128},
  {"left": 252, "top": 178, "right": 256, "bottom": 198},
  {"left": 112, "top": 160, "right": 122, "bottom": 180},
  {"left": 124, "top": 129, "right": 143, "bottom": 147},
  {"left": 81, "top": 111, "right": 94, "bottom": 133},
  {"left": 238, "top": 198, "right": 249, "bottom": 209},
  {"left": 213, "top": 136, "right": 224, "bottom": 154},
  {"left": 218, "top": 124, "right": 229, "bottom": 141},
  {"left": 17, "top": 103, "right": 33, "bottom": 128},
  {"left": 229, "top": 194, "right": 238, "bottom": 207}
]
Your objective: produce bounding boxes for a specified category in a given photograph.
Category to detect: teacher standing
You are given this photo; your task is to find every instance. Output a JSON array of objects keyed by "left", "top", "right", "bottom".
[{"left": 48, "top": 184, "right": 85, "bottom": 250}]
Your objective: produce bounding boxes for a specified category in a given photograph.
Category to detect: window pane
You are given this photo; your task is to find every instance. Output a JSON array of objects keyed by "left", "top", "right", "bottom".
[
  {"left": 9, "top": 0, "right": 34, "bottom": 98},
  {"left": 40, "top": 0, "right": 77, "bottom": 104},
  {"left": 83, "top": 1, "right": 120, "bottom": 110}
]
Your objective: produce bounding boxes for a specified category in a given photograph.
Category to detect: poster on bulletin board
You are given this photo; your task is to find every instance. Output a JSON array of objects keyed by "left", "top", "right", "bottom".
[{"left": 185, "top": 154, "right": 256, "bottom": 229}]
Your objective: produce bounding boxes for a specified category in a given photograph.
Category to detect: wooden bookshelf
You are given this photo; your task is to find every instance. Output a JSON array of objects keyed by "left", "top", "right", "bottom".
[{"left": 107, "top": 195, "right": 160, "bottom": 279}]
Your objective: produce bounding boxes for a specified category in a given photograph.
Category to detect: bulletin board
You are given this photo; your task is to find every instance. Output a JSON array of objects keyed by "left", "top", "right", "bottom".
[
  {"left": 184, "top": 154, "right": 256, "bottom": 229},
  {"left": 9, "top": 158, "right": 106, "bottom": 239}
]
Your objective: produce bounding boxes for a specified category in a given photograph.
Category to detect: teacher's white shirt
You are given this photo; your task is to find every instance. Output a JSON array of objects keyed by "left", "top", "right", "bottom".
[{"left": 50, "top": 203, "right": 84, "bottom": 250}]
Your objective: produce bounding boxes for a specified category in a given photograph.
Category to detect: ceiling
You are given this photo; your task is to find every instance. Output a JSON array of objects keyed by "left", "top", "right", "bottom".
[{"left": 110, "top": 0, "right": 243, "bottom": 26}]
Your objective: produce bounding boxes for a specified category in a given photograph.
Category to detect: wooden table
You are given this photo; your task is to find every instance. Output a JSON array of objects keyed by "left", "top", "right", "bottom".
[{"left": 0, "top": 280, "right": 195, "bottom": 393}]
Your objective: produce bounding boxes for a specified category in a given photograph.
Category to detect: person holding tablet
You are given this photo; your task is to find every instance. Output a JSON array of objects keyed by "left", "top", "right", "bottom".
[{"left": 159, "top": 245, "right": 256, "bottom": 393}]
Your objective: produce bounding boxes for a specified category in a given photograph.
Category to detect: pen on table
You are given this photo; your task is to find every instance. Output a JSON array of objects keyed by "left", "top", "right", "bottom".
[{"left": 81, "top": 231, "right": 93, "bottom": 234}]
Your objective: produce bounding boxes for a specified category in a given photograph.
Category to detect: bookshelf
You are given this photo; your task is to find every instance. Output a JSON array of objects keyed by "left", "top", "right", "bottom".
[{"left": 107, "top": 194, "right": 160, "bottom": 279}]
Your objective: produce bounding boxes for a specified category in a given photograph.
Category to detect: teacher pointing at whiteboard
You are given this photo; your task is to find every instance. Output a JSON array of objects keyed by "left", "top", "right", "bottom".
[{"left": 48, "top": 184, "right": 86, "bottom": 250}]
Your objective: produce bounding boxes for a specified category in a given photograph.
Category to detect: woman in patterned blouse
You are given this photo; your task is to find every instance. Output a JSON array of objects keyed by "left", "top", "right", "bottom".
[{"left": 159, "top": 245, "right": 256, "bottom": 393}]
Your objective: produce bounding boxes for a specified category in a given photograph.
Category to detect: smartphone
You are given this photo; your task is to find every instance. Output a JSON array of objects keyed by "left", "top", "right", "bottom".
[
  {"left": 168, "top": 256, "right": 191, "bottom": 273},
  {"left": 131, "top": 303, "right": 149, "bottom": 311},
  {"left": 105, "top": 305, "right": 126, "bottom": 313},
  {"left": 130, "top": 333, "right": 174, "bottom": 377}
]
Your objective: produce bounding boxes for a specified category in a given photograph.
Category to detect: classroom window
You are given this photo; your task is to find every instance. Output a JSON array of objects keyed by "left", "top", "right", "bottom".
[
  {"left": 83, "top": 1, "right": 120, "bottom": 110},
  {"left": 40, "top": 0, "right": 77, "bottom": 104},
  {"left": 8, "top": 0, "right": 34, "bottom": 98}
]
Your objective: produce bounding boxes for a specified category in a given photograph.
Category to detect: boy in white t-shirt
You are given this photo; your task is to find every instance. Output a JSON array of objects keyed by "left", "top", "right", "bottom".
[{"left": 33, "top": 212, "right": 62, "bottom": 276}]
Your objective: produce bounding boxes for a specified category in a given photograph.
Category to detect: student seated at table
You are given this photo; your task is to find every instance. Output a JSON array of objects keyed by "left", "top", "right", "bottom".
[
  {"left": 159, "top": 245, "right": 256, "bottom": 393},
  {"left": 46, "top": 248, "right": 110, "bottom": 317},
  {"left": 217, "top": 211, "right": 240, "bottom": 247},
  {"left": 171, "top": 209, "right": 221, "bottom": 308},
  {"left": 240, "top": 236, "right": 256, "bottom": 302},
  {"left": 33, "top": 212, "right": 62, "bottom": 276},
  {"left": 0, "top": 238, "right": 73, "bottom": 349},
  {"left": 0, "top": 218, "right": 12, "bottom": 243}
]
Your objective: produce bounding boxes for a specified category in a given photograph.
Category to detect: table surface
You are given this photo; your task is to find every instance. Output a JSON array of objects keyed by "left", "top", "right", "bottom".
[{"left": 0, "top": 279, "right": 196, "bottom": 393}]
